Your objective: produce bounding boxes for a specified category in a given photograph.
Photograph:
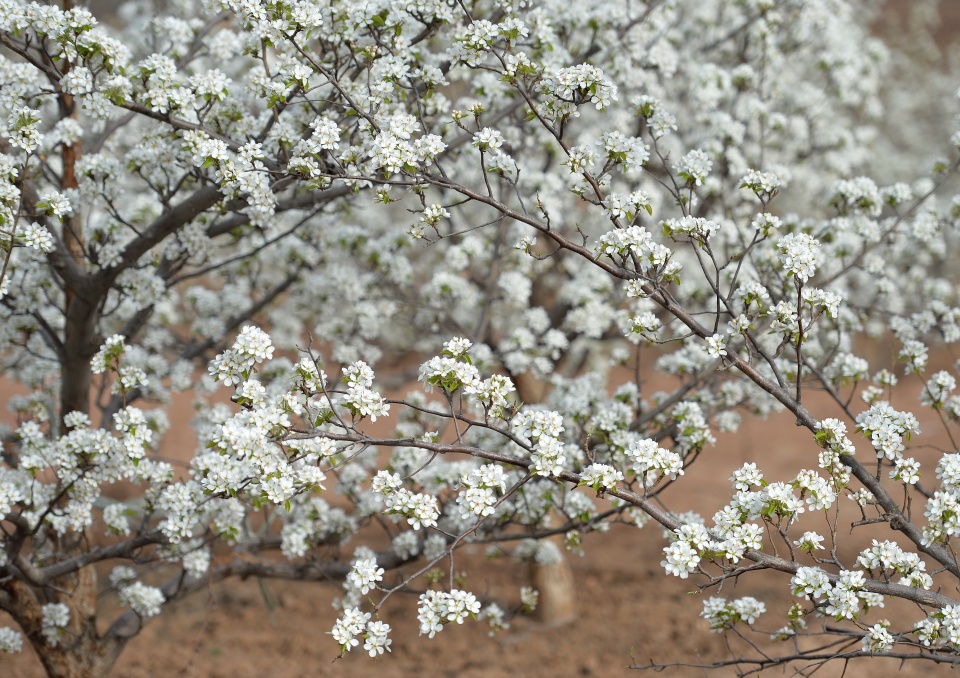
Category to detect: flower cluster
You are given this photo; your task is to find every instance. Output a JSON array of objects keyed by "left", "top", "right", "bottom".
[
  {"left": 513, "top": 409, "right": 566, "bottom": 477},
  {"left": 118, "top": 581, "right": 165, "bottom": 618},
  {"left": 794, "top": 531, "right": 825, "bottom": 552},
  {"left": 739, "top": 170, "right": 782, "bottom": 200},
  {"left": 855, "top": 402, "right": 920, "bottom": 460},
  {"left": 41, "top": 603, "right": 70, "bottom": 647},
  {"left": 701, "top": 596, "right": 766, "bottom": 632},
  {"left": 579, "top": 463, "right": 623, "bottom": 493},
  {"left": 548, "top": 64, "right": 618, "bottom": 111},
  {"left": 464, "top": 373, "right": 516, "bottom": 419},
  {"left": 776, "top": 232, "right": 821, "bottom": 283},
  {"left": 791, "top": 567, "right": 883, "bottom": 621},
  {"left": 209, "top": 326, "right": 274, "bottom": 387},
  {"left": 675, "top": 149, "right": 713, "bottom": 186},
  {"left": 661, "top": 524, "right": 704, "bottom": 579},
  {"left": 419, "top": 353, "right": 480, "bottom": 394},
  {"left": 599, "top": 131, "right": 649, "bottom": 173},
  {"left": 857, "top": 539, "right": 931, "bottom": 589},
  {"left": 595, "top": 226, "right": 680, "bottom": 281},
  {"left": 409, "top": 204, "right": 451, "bottom": 239},
  {"left": 6, "top": 107, "right": 42, "bottom": 153},
  {"left": 831, "top": 177, "right": 882, "bottom": 216},
  {"left": 625, "top": 439, "right": 684, "bottom": 488},
  {"left": 602, "top": 191, "right": 652, "bottom": 221},
  {"left": 0, "top": 627, "right": 23, "bottom": 654},
  {"left": 898, "top": 340, "right": 929, "bottom": 374},
  {"left": 814, "top": 418, "right": 857, "bottom": 456},
  {"left": 18, "top": 222, "right": 54, "bottom": 253},
  {"left": 914, "top": 606, "right": 960, "bottom": 648},
  {"left": 91, "top": 334, "right": 127, "bottom": 375},
  {"left": 368, "top": 122, "right": 445, "bottom": 176},
  {"left": 372, "top": 471, "right": 440, "bottom": 531},
  {"left": 417, "top": 589, "right": 481, "bottom": 638},
  {"left": 347, "top": 558, "right": 385, "bottom": 595},
  {"left": 331, "top": 607, "right": 390, "bottom": 655},
  {"left": 342, "top": 361, "right": 390, "bottom": 422},
  {"left": 921, "top": 371, "right": 956, "bottom": 410},
  {"left": 632, "top": 95, "right": 677, "bottom": 138},
  {"left": 863, "top": 622, "right": 895, "bottom": 653},
  {"left": 456, "top": 464, "right": 507, "bottom": 519},
  {"left": 662, "top": 216, "right": 720, "bottom": 243},
  {"left": 620, "top": 310, "right": 660, "bottom": 344}
]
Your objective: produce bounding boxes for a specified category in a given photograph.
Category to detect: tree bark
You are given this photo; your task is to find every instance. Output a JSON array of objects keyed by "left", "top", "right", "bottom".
[
  {"left": 4, "top": 570, "right": 123, "bottom": 678},
  {"left": 529, "top": 544, "right": 577, "bottom": 626}
]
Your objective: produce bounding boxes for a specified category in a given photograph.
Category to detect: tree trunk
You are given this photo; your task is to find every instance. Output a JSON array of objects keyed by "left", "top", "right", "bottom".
[
  {"left": 56, "top": 21, "right": 94, "bottom": 430},
  {"left": 59, "top": 294, "right": 97, "bottom": 424},
  {"left": 529, "top": 538, "right": 577, "bottom": 626},
  {"left": 5, "top": 567, "right": 123, "bottom": 678}
]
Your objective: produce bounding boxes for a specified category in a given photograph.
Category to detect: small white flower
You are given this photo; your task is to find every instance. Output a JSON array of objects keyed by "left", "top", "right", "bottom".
[
  {"left": 704, "top": 333, "right": 727, "bottom": 358},
  {"left": 675, "top": 149, "right": 712, "bottom": 186},
  {"left": 777, "top": 232, "right": 821, "bottom": 283},
  {"left": 863, "top": 622, "right": 894, "bottom": 653},
  {"left": 0, "top": 627, "right": 22, "bottom": 653},
  {"left": 347, "top": 558, "right": 384, "bottom": 595},
  {"left": 119, "top": 581, "right": 165, "bottom": 617},
  {"left": 363, "top": 620, "right": 392, "bottom": 657}
]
